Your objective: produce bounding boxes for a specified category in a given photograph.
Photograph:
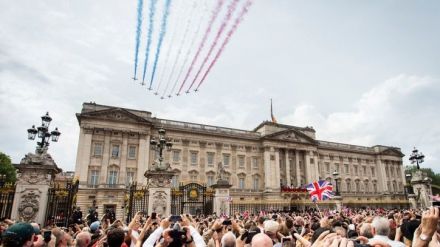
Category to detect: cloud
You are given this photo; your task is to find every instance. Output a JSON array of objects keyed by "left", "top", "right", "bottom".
[{"left": 281, "top": 75, "right": 440, "bottom": 171}]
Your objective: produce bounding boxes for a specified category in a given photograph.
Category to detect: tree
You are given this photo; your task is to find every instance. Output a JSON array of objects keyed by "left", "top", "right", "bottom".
[
  {"left": 0, "top": 152, "right": 17, "bottom": 183},
  {"left": 405, "top": 165, "right": 440, "bottom": 187}
]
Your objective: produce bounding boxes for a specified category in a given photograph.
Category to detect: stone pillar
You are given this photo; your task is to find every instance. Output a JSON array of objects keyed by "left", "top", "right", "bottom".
[
  {"left": 274, "top": 149, "right": 281, "bottom": 188},
  {"left": 212, "top": 181, "right": 232, "bottom": 216},
  {"left": 411, "top": 170, "right": 433, "bottom": 209},
  {"left": 376, "top": 158, "right": 387, "bottom": 193},
  {"left": 137, "top": 133, "right": 149, "bottom": 184},
  {"left": 145, "top": 170, "right": 175, "bottom": 217},
  {"left": 305, "top": 151, "right": 311, "bottom": 183},
  {"left": 75, "top": 128, "right": 92, "bottom": 184},
  {"left": 285, "top": 149, "right": 291, "bottom": 186},
  {"left": 263, "top": 147, "right": 272, "bottom": 191},
  {"left": 408, "top": 194, "right": 417, "bottom": 209},
  {"left": 333, "top": 196, "right": 343, "bottom": 211},
  {"left": 11, "top": 152, "right": 62, "bottom": 225},
  {"left": 295, "top": 150, "right": 301, "bottom": 187}
]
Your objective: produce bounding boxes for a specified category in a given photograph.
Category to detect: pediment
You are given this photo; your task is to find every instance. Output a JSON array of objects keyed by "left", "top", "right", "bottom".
[
  {"left": 379, "top": 148, "right": 404, "bottom": 157},
  {"left": 80, "top": 108, "right": 150, "bottom": 124},
  {"left": 263, "top": 128, "right": 316, "bottom": 144}
]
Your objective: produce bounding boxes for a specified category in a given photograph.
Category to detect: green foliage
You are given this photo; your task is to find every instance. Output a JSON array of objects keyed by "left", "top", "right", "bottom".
[
  {"left": 0, "top": 152, "right": 17, "bottom": 183},
  {"left": 405, "top": 165, "right": 440, "bottom": 186}
]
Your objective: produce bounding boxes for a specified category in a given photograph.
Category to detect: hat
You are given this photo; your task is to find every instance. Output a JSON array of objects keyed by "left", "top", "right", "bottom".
[
  {"left": 263, "top": 220, "right": 279, "bottom": 234},
  {"left": 2, "top": 222, "right": 35, "bottom": 246},
  {"left": 90, "top": 221, "right": 101, "bottom": 232}
]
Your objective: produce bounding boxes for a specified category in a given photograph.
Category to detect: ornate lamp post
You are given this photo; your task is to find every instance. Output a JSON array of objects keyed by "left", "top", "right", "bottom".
[
  {"left": 150, "top": 127, "right": 173, "bottom": 171},
  {"left": 409, "top": 147, "right": 425, "bottom": 170},
  {"left": 332, "top": 170, "right": 340, "bottom": 196},
  {"left": 27, "top": 112, "right": 61, "bottom": 154}
]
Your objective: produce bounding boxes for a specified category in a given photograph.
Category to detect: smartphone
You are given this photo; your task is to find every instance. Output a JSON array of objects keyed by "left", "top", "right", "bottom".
[
  {"left": 282, "top": 237, "right": 291, "bottom": 247},
  {"left": 151, "top": 212, "right": 157, "bottom": 220},
  {"left": 170, "top": 215, "right": 182, "bottom": 222},
  {"left": 222, "top": 220, "right": 232, "bottom": 226},
  {"left": 43, "top": 230, "right": 52, "bottom": 243}
]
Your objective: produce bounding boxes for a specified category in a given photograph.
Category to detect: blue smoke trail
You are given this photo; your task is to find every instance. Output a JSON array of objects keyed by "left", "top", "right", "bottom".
[
  {"left": 133, "top": 0, "right": 143, "bottom": 80},
  {"left": 149, "top": 0, "right": 172, "bottom": 89},
  {"left": 141, "top": 0, "right": 158, "bottom": 86}
]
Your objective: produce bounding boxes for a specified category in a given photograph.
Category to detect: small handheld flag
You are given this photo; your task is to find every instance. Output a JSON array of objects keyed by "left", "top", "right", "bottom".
[{"left": 306, "top": 180, "right": 334, "bottom": 202}]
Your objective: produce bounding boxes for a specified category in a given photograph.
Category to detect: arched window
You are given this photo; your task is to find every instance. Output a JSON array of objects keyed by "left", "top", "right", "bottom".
[
  {"left": 355, "top": 180, "right": 360, "bottom": 193},
  {"left": 346, "top": 180, "right": 351, "bottom": 192},
  {"left": 364, "top": 181, "right": 369, "bottom": 193}
]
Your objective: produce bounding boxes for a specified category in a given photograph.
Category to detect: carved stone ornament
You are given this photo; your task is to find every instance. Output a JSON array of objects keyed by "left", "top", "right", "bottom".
[
  {"left": 18, "top": 191, "right": 40, "bottom": 222},
  {"left": 20, "top": 152, "right": 56, "bottom": 167},
  {"left": 19, "top": 171, "right": 49, "bottom": 185},
  {"left": 145, "top": 170, "right": 175, "bottom": 188},
  {"left": 148, "top": 175, "right": 172, "bottom": 187},
  {"left": 152, "top": 191, "right": 167, "bottom": 215}
]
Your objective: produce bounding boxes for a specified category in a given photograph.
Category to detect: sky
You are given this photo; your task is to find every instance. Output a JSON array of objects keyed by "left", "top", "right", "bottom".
[{"left": 0, "top": 0, "right": 439, "bottom": 173}]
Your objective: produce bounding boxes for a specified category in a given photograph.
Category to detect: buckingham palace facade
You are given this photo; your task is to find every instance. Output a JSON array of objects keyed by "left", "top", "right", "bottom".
[{"left": 74, "top": 102, "right": 408, "bottom": 218}]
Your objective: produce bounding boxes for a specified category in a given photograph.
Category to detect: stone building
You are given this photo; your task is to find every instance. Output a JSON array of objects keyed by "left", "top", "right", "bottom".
[{"left": 74, "top": 102, "right": 408, "bottom": 218}]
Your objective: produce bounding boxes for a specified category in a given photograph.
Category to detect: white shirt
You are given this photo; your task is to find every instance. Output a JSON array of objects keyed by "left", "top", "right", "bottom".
[
  {"left": 368, "top": 235, "right": 405, "bottom": 247},
  {"left": 131, "top": 229, "right": 140, "bottom": 247}
]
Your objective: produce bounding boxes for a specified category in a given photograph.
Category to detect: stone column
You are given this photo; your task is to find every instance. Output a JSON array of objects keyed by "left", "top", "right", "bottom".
[
  {"left": 212, "top": 181, "right": 232, "bottom": 216},
  {"left": 137, "top": 133, "right": 149, "bottom": 184},
  {"left": 11, "top": 152, "right": 62, "bottom": 225},
  {"left": 376, "top": 158, "right": 387, "bottom": 193},
  {"left": 263, "top": 147, "right": 272, "bottom": 191},
  {"left": 75, "top": 128, "right": 93, "bottom": 184},
  {"left": 305, "top": 151, "right": 311, "bottom": 183},
  {"left": 145, "top": 170, "right": 175, "bottom": 217},
  {"left": 295, "top": 150, "right": 301, "bottom": 187},
  {"left": 119, "top": 133, "right": 128, "bottom": 185},
  {"left": 274, "top": 149, "right": 281, "bottom": 189},
  {"left": 285, "top": 149, "right": 291, "bottom": 186},
  {"left": 99, "top": 131, "right": 111, "bottom": 184}
]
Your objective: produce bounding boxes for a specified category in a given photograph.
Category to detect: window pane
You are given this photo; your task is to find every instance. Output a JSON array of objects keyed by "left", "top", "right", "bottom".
[
  {"left": 238, "top": 156, "right": 245, "bottom": 168},
  {"left": 207, "top": 152, "right": 214, "bottom": 166},
  {"left": 128, "top": 146, "right": 136, "bottom": 159},
  {"left": 94, "top": 143, "right": 102, "bottom": 156},
  {"left": 191, "top": 152, "right": 198, "bottom": 165},
  {"left": 239, "top": 178, "right": 245, "bottom": 189},
  {"left": 112, "top": 145, "right": 119, "bottom": 157},
  {"left": 252, "top": 158, "right": 258, "bottom": 169},
  {"left": 223, "top": 154, "right": 230, "bottom": 167},
  {"left": 173, "top": 151, "right": 180, "bottom": 162}
]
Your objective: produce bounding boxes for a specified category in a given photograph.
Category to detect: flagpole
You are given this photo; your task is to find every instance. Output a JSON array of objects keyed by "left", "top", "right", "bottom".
[{"left": 314, "top": 201, "right": 323, "bottom": 218}]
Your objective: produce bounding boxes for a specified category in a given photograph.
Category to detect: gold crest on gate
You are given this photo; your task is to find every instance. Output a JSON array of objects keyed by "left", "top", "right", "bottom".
[{"left": 188, "top": 188, "right": 198, "bottom": 200}]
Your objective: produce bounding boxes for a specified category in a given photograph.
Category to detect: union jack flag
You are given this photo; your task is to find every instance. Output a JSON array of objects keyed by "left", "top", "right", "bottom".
[{"left": 306, "top": 180, "right": 334, "bottom": 202}]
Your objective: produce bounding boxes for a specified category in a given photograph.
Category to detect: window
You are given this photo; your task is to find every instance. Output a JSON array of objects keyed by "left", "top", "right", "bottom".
[
  {"left": 89, "top": 170, "right": 99, "bottom": 186},
  {"left": 191, "top": 152, "right": 198, "bottom": 165},
  {"left": 207, "top": 152, "right": 215, "bottom": 166},
  {"left": 173, "top": 150, "right": 180, "bottom": 162},
  {"left": 190, "top": 172, "right": 198, "bottom": 182},
  {"left": 252, "top": 157, "right": 258, "bottom": 169},
  {"left": 238, "top": 156, "right": 245, "bottom": 168},
  {"left": 128, "top": 146, "right": 136, "bottom": 159},
  {"left": 223, "top": 154, "right": 230, "bottom": 167},
  {"left": 364, "top": 181, "right": 369, "bottom": 192},
  {"left": 344, "top": 164, "right": 349, "bottom": 174},
  {"left": 335, "top": 163, "right": 340, "bottom": 173},
  {"left": 108, "top": 169, "right": 118, "bottom": 186},
  {"left": 111, "top": 145, "right": 120, "bottom": 158},
  {"left": 373, "top": 183, "right": 377, "bottom": 193},
  {"left": 253, "top": 177, "right": 259, "bottom": 190},
  {"left": 355, "top": 181, "right": 360, "bottom": 192},
  {"left": 126, "top": 171, "right": 135, "bottom": 185},
  {"left": 172, "top": 175, "right": 179, "bottom": 187},
  {"left": 239, "top": 178, "right": 245, "bottom": 189},
  {"left": 363, "top": 166, "right": 367, "bottom": 176},
  {"left": 354, "top": 166, "right": 358, "bottom": 175},
  {"left": 93, "top": 143, "right": 103, "bottom": 156},
  {"left": 371, "top": 167, "right": 375, "bottom": 177},
  {"left": 310, "top": 158, "right": 314, "bottom": 164},
  {"left": 346, "top": 180, "right": 351, "bottom": 192},
  {"left": 207, "top": 175, "right": 214, "bottom": 186},
  {"left": 325, "top": 163, "right": 330, "bottom": 172}
]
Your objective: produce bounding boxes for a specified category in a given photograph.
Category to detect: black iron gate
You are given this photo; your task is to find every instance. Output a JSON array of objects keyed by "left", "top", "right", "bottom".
[
  {"left": 0, "top": 181, "right": 15, "bottom": 219},
  {"left": 45, "top": 180, "right": 79, "bottom": 227},
  {"left": 171, "top": 183, "right": 214, "bottom": 216},
  {"left": 126, "top": 183, "right": 149, "bottom": 223}
]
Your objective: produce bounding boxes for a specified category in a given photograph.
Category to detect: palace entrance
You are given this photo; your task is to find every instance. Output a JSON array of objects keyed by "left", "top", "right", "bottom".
[{"left": 171, "top": 183, "right": 214, "bottom": 216}]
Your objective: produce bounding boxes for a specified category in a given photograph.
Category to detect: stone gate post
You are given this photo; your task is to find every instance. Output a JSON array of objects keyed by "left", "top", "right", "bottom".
[{"left": 11, "top": 152, "right": 61, "bottom": 225}]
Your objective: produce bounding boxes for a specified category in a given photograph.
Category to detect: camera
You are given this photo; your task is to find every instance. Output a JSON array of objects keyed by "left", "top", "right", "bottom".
[
  {"left": 43, "top": 230, "right": 52, "bottom": 243},
  {"left": 170, "top": 215, "right": 182, "bottom": 222}
]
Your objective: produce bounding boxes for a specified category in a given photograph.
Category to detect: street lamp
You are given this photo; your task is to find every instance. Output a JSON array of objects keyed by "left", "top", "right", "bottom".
[
  {"left": 27, "top": 112, "right": 61, "bottom": 153},
  {"left": 409, "top": 147, "right": 425, "bottom": 170},
  {"left": 332, "top": 170, "right": 340, "bottom": 196},
  {"left": 150, "top": 127, "right": 173, "bottom": 171}
]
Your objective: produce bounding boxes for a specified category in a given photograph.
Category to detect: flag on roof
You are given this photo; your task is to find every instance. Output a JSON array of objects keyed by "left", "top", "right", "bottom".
[
  {"left": 306, "top": 180, "right": 334, "bottom": 202},
  {"left": 271, "top": 98, "right": 277, "bottom": 123}
]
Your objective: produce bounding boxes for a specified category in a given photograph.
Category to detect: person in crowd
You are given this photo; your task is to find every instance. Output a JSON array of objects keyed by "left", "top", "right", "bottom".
[
  {"left": 75, "top": 231, "right": 91, "bottom": 247},
  {"left": 1, "top": 222, "right": 35, "bottom": 247}
]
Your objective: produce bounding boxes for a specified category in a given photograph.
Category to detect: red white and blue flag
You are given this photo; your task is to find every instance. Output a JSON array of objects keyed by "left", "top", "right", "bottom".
[{"left": 306, "top": 180, "right": 334, "bottom": 202}]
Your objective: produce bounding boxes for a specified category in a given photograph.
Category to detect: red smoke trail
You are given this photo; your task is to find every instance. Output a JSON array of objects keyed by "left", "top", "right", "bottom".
[
  {"left": 176, "top": 0, "right": 226, "bottom": 95},
  {"left": 186, "top": 0, "right": 241, "bottom": 92},
  {"left": 195, "top": 0, "right": 253, "bottom": 91}
]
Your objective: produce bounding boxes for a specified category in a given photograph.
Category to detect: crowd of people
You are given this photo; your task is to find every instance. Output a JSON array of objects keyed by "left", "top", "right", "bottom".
[{"left": 1, "top": 206, "right": 439, "bottom": 247}]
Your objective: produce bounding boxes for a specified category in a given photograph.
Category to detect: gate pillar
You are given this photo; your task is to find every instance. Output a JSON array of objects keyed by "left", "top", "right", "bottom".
[
  {"left": 11, "top": 152, "right": 61, "bottom": 225},
  {"left": 212, "top": 180, "right": 232, "bottom": 216},
  {"left": 144, "top": 170, "right": 174, "bottom": 217}
]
